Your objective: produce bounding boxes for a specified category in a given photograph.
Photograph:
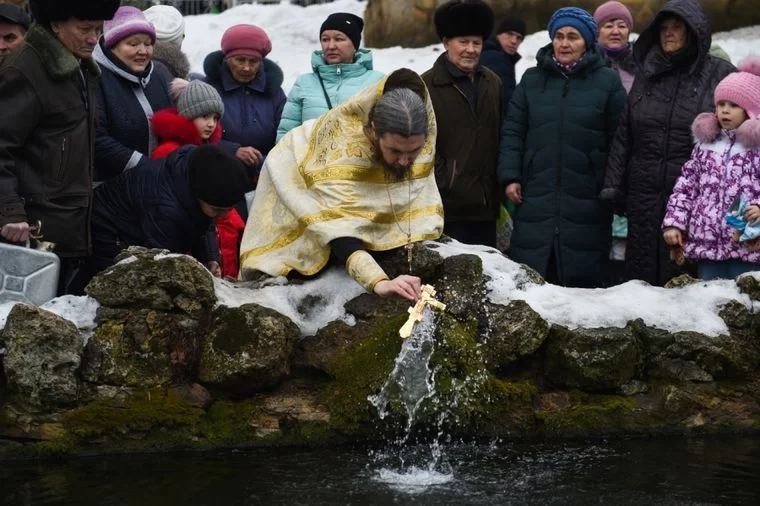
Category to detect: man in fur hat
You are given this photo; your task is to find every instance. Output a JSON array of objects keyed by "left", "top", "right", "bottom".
[
  {"left": 422, "top": 0, "right": 504, "bottom": 248},
  {"left": 0, "top": 0, "right": 120, "bottom": 294}
]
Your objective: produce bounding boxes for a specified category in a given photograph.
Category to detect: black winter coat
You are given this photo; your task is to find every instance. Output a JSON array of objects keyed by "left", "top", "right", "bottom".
[
  {"left": 501, "top": 44, "right": 627, "bottom": 287},
  {"left": 479, "top": 37, "right": 520, "bottom": 117},
  {"left": 90, "top": 146, "right": 218, "bottom": 263},
  {"left": 0, "top": 24, "right": 99, "bottom": 257},
  {"left": 93, "top": 41, "right": 173, "bottom": 182},
  {"left": 602, "top": 0, "right": 735, "bottom": 286},
  {"left": 422, "top": 54, "right": 502, "bottom": 223}
]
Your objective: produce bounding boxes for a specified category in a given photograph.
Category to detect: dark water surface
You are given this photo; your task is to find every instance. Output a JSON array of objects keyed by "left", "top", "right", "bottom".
[{"left": 1, "top": 437, "right": 759, "bottom": 505}]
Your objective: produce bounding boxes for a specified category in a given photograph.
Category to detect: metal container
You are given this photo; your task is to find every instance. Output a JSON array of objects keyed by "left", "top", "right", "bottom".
[{"left": 0, "top": 242, "right": 59, "bottom": 305}]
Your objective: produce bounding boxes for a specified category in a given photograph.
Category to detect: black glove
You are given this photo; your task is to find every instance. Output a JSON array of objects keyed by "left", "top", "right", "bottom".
[{"left": 599, "top": 187, "right": 626, "bottom": 216}]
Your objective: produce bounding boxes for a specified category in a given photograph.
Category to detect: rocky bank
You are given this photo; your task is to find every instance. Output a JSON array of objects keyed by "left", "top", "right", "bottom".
[{"left": 1, "top": 243, "right": 759, "bottom": 458}]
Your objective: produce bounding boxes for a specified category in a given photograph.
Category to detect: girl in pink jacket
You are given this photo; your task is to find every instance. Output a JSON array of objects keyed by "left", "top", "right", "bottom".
[{"left": 662, "top": 57, "right": 760, "bottom": 280}]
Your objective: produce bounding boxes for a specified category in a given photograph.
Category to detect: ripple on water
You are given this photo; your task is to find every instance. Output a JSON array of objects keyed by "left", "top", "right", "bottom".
[{"left": 373, "top": 467, "right": 454, "bottom": 495}]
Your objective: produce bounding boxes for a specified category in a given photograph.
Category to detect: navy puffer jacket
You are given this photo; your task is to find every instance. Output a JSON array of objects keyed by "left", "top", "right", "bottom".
[
  {"left": 90, "top": 146, "right": 218, "bottom": 263},
  {"left": 203, "top": 51, "right": 286, "bottom": 180}
]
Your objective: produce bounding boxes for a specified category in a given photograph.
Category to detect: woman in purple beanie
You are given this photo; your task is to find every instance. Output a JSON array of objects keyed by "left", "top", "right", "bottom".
[
  {"left": 93, "top": 5, "right": 173, "bottom": 182},
  {"left": 594, "top": 0, "right": 636, "bottom": 92},
  {"left": 594, "top": 1, "right": 637, "bottom": 284}
]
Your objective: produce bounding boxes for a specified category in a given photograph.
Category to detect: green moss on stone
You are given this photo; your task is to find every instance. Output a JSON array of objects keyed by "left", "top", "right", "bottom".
[
  {"left": 427, "top": 314, "right": 538, "bottom": 433},
  {"left": 537, "top": 394, "right": 657, "bottom": 436},
  {"left": 15, "top": 434, "right": 78, "bottom": 459},
  {"left": 198, "top": 400, "right": 261, "bottom": 445},
  {"left": 86, "top": 319, "right": 171, "bottom": 388},
  {"left": 321, "top": 313, "right": 406, "bottom": 434},
  {"left": 63, "top": 390, "right": 203, "bottom": 439},
  {"left": 209, "top": 306, "right": 254, "bottom": 356}
]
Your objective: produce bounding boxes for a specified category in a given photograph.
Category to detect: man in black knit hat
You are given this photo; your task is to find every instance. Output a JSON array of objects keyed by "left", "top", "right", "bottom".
[
  {"left": 69, "top": 145, "right": 249, "bottom": 291},
  {"left": 480, "top": 16, "right": 527, "bottom": 116}
]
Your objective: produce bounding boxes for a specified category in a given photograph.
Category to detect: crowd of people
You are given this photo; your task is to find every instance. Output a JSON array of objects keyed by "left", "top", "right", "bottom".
[{"left": 0, "top": 0, "right": 759, "bottom": 303}]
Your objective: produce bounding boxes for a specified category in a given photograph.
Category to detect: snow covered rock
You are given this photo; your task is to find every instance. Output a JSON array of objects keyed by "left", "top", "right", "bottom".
[
  {"left": 736, "top": 273, "right": 760, "bottom": 301},
  {"left": 484, "top": 300, "right": 550, "bottom": 371},
  {"left": 85, "top": 247, "right": 215, "bottom": 318}
]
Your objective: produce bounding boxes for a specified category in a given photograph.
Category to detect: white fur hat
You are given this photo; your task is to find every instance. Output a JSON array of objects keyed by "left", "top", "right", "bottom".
[{"left": 144, "top": 4, "right": 185, "bottom": 46}]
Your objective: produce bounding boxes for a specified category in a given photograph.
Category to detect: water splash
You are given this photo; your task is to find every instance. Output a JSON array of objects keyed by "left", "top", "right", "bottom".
[
  {"left": 367, "top": 308, "right": 454, "bottom": 490},
  {"left": 368, "top": 308, "right": 437, "bottom": 434}
]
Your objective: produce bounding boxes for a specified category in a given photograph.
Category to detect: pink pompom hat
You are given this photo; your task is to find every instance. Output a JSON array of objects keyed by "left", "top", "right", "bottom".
[{"left": 713, "top": 56, "right": 760, "bottom": 118}]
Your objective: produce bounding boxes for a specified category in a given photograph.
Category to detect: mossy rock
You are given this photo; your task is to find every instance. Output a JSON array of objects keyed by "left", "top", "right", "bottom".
[
  {"left": 86, "top": 247, "right": 215, "bottom": 318},
  {"left": 295, "top": 294, "right": 410, "bottom": 377},
  {"left": 80, "top": 314, "right": 173, "bottom": 389},
  {"left": 199, "top": 304, "right": 299, "bottom": 395},
  {"left": 736, "top": 273, "right": 760, "bottom": 301},
  {"left": 321, "top": 314, "right": 406, "bottom": 435},
  {"left": 293, "top": 321, "right": 364, "bottom": 377},
  {"left": 484, "top": 300, "right": 550, "bottom": 370},
  {"left": 650, "top": 331, "right": 758, "bottom": 381},
  {"left": 536, "top": 393, "right": 656, "bottom": 437},
  {"left": 2, "top": 304, "right": 83, "bottom": 412},
  {"left": 439, "top": 254, "right": 485, "bottom": 320},
  {"left": 546, "top": 324, "right": 644, "bottom": 391},
  {"left": 423, "top": 313, "right": 538, "bottom": 435},
  {"left": 344, "top": 293, "right": 409, "bottom": 321},
  {"left": 664, "top": 274, "right": 699, "bottom": 288},
  {"left": 62, "top": 389, "right": 203, "bottom": 440},
  {"left": 378, "top": 241, "right": 445, "bottom": 282},
  {"left": 197, "top": 399, "right": 262, "bottom": 445}
]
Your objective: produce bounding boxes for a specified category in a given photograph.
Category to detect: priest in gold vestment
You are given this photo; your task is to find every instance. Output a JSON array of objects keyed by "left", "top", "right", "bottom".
[{"left": 239, "top": 69, "right": 444, "bottom": 301}]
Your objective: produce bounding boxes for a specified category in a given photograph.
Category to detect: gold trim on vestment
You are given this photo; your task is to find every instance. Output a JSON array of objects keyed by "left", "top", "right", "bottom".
[
  {"left": 240, "top": 204, "right": 444, "bottom": 261},
  {"left": 303, "top": 162, "right": 433, "bottom": 187},
  {"left": 239, "top": 72, "right": 444, "bottom": 279},
  {"left": 345, "top": 250, "right": 389, "bottom": 292}
]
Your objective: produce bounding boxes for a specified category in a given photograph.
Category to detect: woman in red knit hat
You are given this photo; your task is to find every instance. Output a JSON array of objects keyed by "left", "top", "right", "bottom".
[{"left": 201, "top": 24, "right": 287, "bottom": 279}]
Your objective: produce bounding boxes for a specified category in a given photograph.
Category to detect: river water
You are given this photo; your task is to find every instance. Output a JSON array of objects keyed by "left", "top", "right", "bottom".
[
  {"left": 1, "top": 436, "right": 759, "bottom": 505},
  {"left": 3, "top": 314, "right": 759, "bottom": 505}
]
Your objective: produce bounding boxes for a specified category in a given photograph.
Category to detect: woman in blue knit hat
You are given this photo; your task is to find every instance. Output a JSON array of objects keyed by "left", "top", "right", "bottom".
[{"left": 499, "top": 7, "right": 626, "bottom": 287}]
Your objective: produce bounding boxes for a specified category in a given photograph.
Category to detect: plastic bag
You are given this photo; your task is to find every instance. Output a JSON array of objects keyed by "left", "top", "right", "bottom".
[{"left": 725, "top": 194, "right": 760, "bottom": 242}]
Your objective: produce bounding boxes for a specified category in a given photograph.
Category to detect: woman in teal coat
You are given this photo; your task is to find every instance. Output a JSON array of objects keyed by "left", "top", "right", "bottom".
[
  {"left": 276, "top": 13, "right": 383, "bottom": 142},
  {"left": 500, "top": 7, "right": 626, "bottom": 287}
]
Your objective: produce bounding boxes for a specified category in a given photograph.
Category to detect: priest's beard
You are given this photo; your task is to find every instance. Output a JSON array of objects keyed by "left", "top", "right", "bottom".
[{"left": 371, "top": 139, "right": 413, "bottom": 182}]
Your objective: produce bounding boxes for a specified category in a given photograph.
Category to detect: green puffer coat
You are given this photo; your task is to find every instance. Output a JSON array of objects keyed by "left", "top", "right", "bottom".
[{"left": 500, "top": 43, "right": 626, "bottom": 287}]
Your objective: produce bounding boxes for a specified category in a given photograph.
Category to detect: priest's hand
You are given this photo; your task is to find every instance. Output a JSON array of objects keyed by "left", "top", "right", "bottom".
[{"left": 374, "top": 275, "right": 422, "bottom": 302}]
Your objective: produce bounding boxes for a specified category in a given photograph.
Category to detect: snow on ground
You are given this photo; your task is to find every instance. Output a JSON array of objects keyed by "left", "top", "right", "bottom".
[
  {"left": 182, "top": 0, "right": 760, "bottom": 93},
  {"left": 427, "top": 240, "right": 754, "bottom": 337},
  {"left": 4, "top": 2, "right": 758, "bottom": 341},
  {"left": 0, "top": 296, "right": 99, "bottom": 346},
  {"left": 214, "top": 267, "right": 364, "bottom": 336}
]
